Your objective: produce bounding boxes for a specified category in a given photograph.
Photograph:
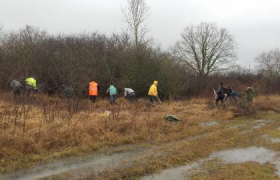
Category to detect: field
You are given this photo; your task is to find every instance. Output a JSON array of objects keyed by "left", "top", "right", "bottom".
[{"left": 1, "top": 93, "right": 280, "bottom": 179}]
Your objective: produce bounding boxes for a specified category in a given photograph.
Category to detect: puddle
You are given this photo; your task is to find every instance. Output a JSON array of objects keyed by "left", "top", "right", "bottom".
[
  {"left": 252, "top": 119, "right": 271, "bottom": 129},
  {"left": 227, "top": 124, "right": 246, "bottom": 129},
  {"left": 201, "top": 121, "right": 220, "bottom": 127},
  {"left": 240, "top": 120, "right": 271, "bottom": 134},
  {"left": 239, "top": 130, "right": 252, "bottom": 134},
  {"left": 263, "top": 134, "right": 280, "bottom": 143},
  {"left": 141, "top": 161, "right": 202, "bottom": 180},
  {"left": 210, "top": 147, "right": 275, "bottom": 164},
  {"left": 141, "top": 147, "right": 280, "bottom": 180},
  {"left": 254, "top": 119, "right": 266, "bottom": 123},
  {"left": 0, "top": 129, "right": 217, "bottom": 180},
  {"left": 270, "top": 138, "right": 280, "bottom": 143},
  {"left": 252, "top": 123, "right": 267, "bottom": 129},
  {"left": 0, "top": 151, "right": 138, "bottom": 180},
  {"left": 210, "top": 147, "right": 280, "bottom": 176}
]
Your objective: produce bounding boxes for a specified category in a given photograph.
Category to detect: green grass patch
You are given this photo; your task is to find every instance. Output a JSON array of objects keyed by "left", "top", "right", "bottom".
[
  {"left": 268, "top": 130, "right": 280, "bottom": 138},
  {"left": 189, "top": 161, "right": 277, "bottom": 180}
]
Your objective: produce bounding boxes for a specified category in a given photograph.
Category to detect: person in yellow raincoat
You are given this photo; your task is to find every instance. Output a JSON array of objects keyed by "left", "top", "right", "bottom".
[{"left": 148, "top": 80, "right": 158, "bottom": 103}]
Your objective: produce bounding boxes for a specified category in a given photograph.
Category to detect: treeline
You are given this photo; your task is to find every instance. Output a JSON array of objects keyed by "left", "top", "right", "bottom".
[
  {"left": 0, "top": 25, "right": 278, "bottom": 99},
  {"left": 0, "top": 26, "right": 193, "bottom": 98}
]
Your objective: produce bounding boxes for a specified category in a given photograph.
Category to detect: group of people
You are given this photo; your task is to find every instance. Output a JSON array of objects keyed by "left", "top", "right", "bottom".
[
  {"left": 11, "top": 78, "right": 254, "bottom": 106},
  {"left": 10, "top": 77, "right": 160, "bottom": 105},
  {"left": 88, "top": 80, "right": 159, "bottom": 104},
  {"left": 10, "top": 77, "right": 37, "bottom": 98},
  {"left": 215, "top": 82, "right": 254, "bottom": 105},
  {"left": 88, "top": 80, "right": 136, "bottom": 105}
]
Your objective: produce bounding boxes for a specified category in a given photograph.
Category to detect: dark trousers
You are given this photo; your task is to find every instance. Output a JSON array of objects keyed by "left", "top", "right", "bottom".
[
  {"left": 149, "top": 95, "right": 156, "bottom": 103},
  {"left": 110, "top": 95, "right": 116, "bottom": 105},
  {"left": 90, "top": 95, "right": 97, "bottom": 103},
  {"left": 216, "top": 92, "right": 225, "bottom": 104},
  {"left": 225, "top": 95, "right": 237, "bottom": 102},
  {"left": 13, "top": 86, "right": 21, "bottom": 98},
  {"left": 26, "top": 85, "right": 33, "bottom": 97},
  {"left": 127, "top": 93, "right": 135, "bottom": 102}
]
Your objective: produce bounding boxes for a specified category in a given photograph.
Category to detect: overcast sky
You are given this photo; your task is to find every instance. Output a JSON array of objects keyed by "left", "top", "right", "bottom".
[{"left": 1, "top": 0, "right": 280, "bottom": 66}]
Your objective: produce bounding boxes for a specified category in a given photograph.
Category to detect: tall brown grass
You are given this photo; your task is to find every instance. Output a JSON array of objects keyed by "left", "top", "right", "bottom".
[{"left": 231, "top": 95, "right": 280, "bottom": 117}]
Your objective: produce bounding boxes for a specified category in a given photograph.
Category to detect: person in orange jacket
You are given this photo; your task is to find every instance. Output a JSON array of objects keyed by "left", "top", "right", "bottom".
[{"left": 89, "top": 79, "right": 100, "bottom": 103}]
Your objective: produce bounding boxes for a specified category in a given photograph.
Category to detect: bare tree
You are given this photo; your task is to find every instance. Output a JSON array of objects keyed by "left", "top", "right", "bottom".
[
  {"left": 122, "top": 0, "right": 151, "bottom": 46},
  {"left": 255, "top": 48, "right": 280, "bottom": 78},
  {"left": 174, "top": 22, "right": 237, "bottom": 77}
]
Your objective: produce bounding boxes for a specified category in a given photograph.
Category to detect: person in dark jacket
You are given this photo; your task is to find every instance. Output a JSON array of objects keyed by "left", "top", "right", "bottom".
[
  {"left": 62, "top": 85, "right": 75, "bottom": 99},
  {"left": 216, "top": 83, "right": 226, "bottom": 105},
  {"left": 11, "top": 80, "right": 22, "bottom": 98}
]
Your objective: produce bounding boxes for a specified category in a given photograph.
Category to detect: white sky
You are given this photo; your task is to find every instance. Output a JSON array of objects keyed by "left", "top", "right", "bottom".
[{"left": 1, "top": 0, "right": 280, "bottom": 66}]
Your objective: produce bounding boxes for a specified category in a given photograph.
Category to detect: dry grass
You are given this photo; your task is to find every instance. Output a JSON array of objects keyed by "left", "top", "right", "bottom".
[
  {"left": 254, "top": 95, "right": 280, "bottom": 112},
  {"left": 0, "top": 93, "right": 234, "bottom": 173},
  {"left": 225, "top": 95, "right": 280, "bottom": 118},
  {"left": 0, "top": 93, "right": 279, "bottom": 176},
  {"left": 81, "top": 115, "right": 280, "bottom": 180}
]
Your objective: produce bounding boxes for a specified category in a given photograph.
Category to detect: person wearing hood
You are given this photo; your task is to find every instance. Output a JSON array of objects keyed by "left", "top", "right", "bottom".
[
  {"left": 11, "top": 80, "right": 22, "bottom": 98},
  {"left": 246, "top": 86, "right": 254, "bottom": 105},
  {"left": 25, "top": 77, "right": 37, "bottom": 97},
  {"left": 107, "top": 85, "right": 117, "bottom": 105},
  {"left": 148, "top": 81, "right": 158, "bottom": 103}
]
